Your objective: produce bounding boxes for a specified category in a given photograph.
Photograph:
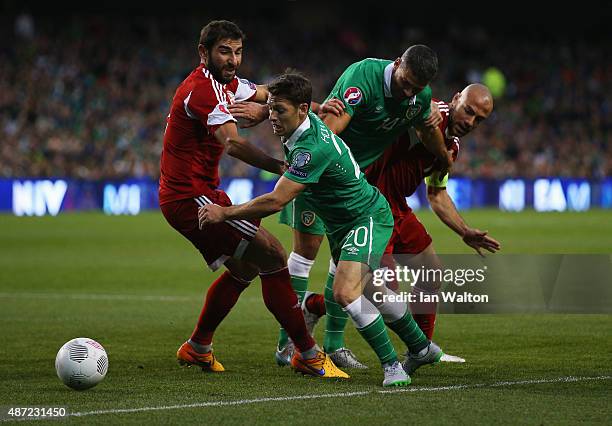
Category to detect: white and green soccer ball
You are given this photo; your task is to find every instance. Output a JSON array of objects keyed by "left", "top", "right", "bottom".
[{"left": 55, "top": 338, "right": 108, "bottom": 390}]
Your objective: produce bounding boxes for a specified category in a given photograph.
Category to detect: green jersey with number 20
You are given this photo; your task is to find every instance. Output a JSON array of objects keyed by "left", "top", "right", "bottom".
[{"left": 325, "top": 58, "right": 432, "bottom": 169}]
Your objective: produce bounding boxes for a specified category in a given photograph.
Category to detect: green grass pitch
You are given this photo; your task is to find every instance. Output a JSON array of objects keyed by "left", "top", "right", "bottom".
[{"left": 0, "top": 209, "right": 610, "bottom": 424}]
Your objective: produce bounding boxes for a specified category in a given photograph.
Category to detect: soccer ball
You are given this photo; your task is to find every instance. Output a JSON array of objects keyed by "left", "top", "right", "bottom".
[{"left": 55, "top": 338, "right": 108, "bottom": 390}]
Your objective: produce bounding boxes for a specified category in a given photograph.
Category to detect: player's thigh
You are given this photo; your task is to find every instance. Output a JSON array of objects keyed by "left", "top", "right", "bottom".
[
  {"left": 242, "top": 226, "right": 287, "bottom": 273},
  {"left": 333, "top": 260, "right": 372, "bottom": 306},
  {"left": 333, "top": 216, "right": 393, "bottom": 271},
  {"left": 161, "top": 195, "right": 260, "bottom": 272},
  {"left": 391, "top": 211, "right": 433, "bottom": 256}
]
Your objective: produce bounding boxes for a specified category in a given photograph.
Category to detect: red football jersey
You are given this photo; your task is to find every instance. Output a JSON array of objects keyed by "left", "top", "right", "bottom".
[
  {"left": 365, "top": 100, "right": 460, "bottom": 216},
  {"left": 159, "top": 64, "right": 257, "bottom": 205}
]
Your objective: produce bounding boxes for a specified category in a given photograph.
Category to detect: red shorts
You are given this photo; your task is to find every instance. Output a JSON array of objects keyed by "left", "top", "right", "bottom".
[
  {"left": 160, "top": 190, "right": 261, "bottom": 271},
  {"left": 384, "top": 209, "right": 432, "bottom": 255}
]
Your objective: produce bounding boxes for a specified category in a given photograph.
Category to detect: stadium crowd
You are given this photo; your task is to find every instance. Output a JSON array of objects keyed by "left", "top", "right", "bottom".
[{"left": 0, "top": 13, "right": 609, "bottom": 180}]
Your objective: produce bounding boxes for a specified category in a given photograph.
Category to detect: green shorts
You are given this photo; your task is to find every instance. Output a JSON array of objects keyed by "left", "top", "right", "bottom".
[
  {"left": 278, "top": 193, "right": 326, "bottom": 235},
  {"left": 328, "top": 207, "right": 393, "bottom": 271}
]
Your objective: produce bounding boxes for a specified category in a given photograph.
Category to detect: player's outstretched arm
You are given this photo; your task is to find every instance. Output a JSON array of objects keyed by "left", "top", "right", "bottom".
[
  {"left": 198, "top": 177, "right": 305, "bottom": 227},
  {"left": 215, "top": 122, "right": 286, "bottom": 175},
  {"left": 427, "top": 185, "right": 501, "bottom": 256}
]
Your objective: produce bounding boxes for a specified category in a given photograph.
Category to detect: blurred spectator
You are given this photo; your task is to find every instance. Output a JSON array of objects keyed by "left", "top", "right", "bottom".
[{"left": 0, "top": 13, "right": 609, "bottom": 180}]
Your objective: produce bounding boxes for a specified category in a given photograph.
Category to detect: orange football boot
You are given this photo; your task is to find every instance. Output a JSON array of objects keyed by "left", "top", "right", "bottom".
[
  {"left": 177, "top": 341, "right": 225, "bottom": 372},
  {"left": 291, "top": 350, "right": 349, "bottom": 379}
]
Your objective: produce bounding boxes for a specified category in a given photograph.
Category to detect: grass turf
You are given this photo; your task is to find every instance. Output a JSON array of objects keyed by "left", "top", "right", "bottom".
[{"left": 0, "top": 209, "right": 610, "bottom": 424}]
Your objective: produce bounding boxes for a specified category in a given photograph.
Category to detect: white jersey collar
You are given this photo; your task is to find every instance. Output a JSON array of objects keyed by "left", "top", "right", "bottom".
[
  {"left": 384, "top": 62, "right": 393, "bottom": 98},
  {"left": 283, "top": 116, "right": 311, "bottom": 150}
]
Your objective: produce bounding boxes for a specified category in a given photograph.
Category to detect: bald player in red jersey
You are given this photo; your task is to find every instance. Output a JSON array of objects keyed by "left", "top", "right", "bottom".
[
  {"left": 160, "top": 20, "right": 347, "bottom": 379},
  {"left": 303, "top": 85, "right": 500, "bottom": 362}
]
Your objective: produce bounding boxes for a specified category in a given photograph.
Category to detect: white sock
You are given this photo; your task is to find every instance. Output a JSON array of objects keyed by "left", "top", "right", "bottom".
[
  {"left": 287, "top": 251, "right": 315, "bottom": 278},
  {"left": 368, "top": 285, "right": 408, "bottom": 323},
  {"left": 188, "top": 339, "right": 212, "bottom": 354},
  {"left": 343, "top": 295, "right": 380, "bottom": 329}
]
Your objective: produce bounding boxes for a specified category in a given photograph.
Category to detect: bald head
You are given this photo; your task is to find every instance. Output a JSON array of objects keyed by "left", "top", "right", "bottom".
[
  {"left": 448, "top": 84, "right": 494, "bottom": 137},
  {"left": 462, "top": 83, "right": 494, "bottom": 112}
]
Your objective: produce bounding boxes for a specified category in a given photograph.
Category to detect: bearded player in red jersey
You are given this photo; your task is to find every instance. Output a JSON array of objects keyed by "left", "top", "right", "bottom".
[
  {"left": 302, "top": 84, "right": 500, "bottom": 367},
  {"left": 159, "top": 20, "right": 347, "bottom": 379}
]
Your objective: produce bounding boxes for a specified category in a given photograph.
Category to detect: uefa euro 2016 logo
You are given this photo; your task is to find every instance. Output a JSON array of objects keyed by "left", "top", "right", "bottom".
[{"left": 343, "top": 87, "right": 363, "bottom": 106}]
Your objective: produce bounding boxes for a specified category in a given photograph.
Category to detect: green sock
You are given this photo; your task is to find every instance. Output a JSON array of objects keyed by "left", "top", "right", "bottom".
[
  {"left": 277, "top": 274, "right": 308, "bottom": 349},
  {"left": 386, "top": 310, "right": 429, "bottom": 354},
  {"left": 323, "top": 272, "right": 348, "bottom": 353},
  {"left": 356, "top": 315, "right": 398, "bottom": 365}
]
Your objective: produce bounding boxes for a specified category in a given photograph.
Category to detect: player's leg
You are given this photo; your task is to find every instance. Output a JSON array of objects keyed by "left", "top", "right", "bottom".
[
  {"left": 406, "top": 242, "right": 442, "bottom": 339},
  {"left": 161, "top": 195, "right": 258, "bottom": 372},
  {"left": 333, "top": 260, "right": 406, "bottom": 386},
  {"left": 275, "top": 231, "right": 323, "bottom": 363},
  {"left": 178, "top": 259, "right": 258, "bottom": 372},
  {"left": 242, "top": 226, "right": 348, "bottom": 379},
  {"left": 330, "top": 214, "right": 408, "bottom": 386},
  {"left": 364, "top": 275, "right": 443, "bottom": 375},
  {"left": 275, "top": 198, "right": 325, "bottom": 363}
]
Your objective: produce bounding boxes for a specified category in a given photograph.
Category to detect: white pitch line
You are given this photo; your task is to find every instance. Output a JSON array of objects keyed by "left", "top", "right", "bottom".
[
  {"left": 2, "top": 375, "right": 610, "bottom": 422},
  {"left": 0, "top": 292, "right": 193, "bottom": 302},
  {"left": 64, "top": 375, "right": 612, "bottom": 419}
]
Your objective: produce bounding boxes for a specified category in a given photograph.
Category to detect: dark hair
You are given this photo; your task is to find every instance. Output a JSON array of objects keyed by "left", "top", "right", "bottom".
[
  {"left": 198, "top": 20, "right": 245, "bottom": 51},
  {"left": 267, "top": 69, "right": 312, "bottom": 106},
  {"left": 401, "top": 45, "right": 438, "bottom": 84}
]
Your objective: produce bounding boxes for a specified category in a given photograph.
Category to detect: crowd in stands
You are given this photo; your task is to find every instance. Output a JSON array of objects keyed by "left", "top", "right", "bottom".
[{"left": 0, "top": 12, "right": 609, "bottom": 181}]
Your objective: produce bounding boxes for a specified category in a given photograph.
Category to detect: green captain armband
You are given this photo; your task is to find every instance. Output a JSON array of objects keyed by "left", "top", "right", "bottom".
[{"left": 424, "top": 170, "right": 449, "bottom": 188}]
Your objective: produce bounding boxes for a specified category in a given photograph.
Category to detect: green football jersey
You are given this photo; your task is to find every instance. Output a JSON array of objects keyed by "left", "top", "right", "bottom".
[
  {"left": 282, "top": 111, "right": 389, "bottom": 234},
  {"left": 325, "top": 58, "right": 432, "bottom": 168}
]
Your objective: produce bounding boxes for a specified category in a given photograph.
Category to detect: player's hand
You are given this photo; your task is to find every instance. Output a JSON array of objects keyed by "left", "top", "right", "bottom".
[
  {"left": 462, "top": 228, "right": 501, "bottom": 257},
  {"left": 318, "top": 98, "right": 345, "bottom": 117},
  {"left": 277, "top": 159, "right": 289, "bottom": 175},
  {"left": 198, "top": 204, "right": 226, "bottom": 229},
  {"left": 424, "top": 101, "right": 443, "bottom": 128},
  {"left": 228, "top": 102, "right": 269, "bottom": 128}
]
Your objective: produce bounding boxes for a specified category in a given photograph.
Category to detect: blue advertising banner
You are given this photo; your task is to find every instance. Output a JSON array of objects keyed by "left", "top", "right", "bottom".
[{"left": 0, "top": 177, "right": 610, "bottom": 215}]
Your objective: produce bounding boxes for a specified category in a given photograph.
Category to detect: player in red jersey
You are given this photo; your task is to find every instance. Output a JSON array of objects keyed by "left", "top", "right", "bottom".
[
  {"left": 160, "top": 20, "right": 347, "bottom": 379},
  {"left": 364, "top": 84, "right": 500, "bottom": 341},
  {"left": 302, "top": 84, "right": 500, "bottom": 365}
]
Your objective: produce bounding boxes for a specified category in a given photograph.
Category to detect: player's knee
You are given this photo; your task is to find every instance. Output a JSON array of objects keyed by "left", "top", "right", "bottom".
[
  {"left": 294, "top": 234, "right": 323, "bottom": 260},
  {"left": 259, "top": 236, "right": 287, "bottom": 271},
  {"left": 333, "top": 285, "right": 358, "bottom": 307}
]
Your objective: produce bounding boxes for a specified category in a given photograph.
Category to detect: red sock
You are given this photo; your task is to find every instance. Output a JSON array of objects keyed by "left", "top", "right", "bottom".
[
  {"left": 410, "top": 287, "right": 438, "bottom": 340},
  {"left": 305, "top": 293, "right": 326, "bottom": 316},
  {"left": 260, "top": 267, "right": 316, "bottom": 353},
  {"left": 411, "top": 313, "right": 437, "bottom": 340},
  {"left": 190, "top": 271, "right": 249, "bottom": 346}
]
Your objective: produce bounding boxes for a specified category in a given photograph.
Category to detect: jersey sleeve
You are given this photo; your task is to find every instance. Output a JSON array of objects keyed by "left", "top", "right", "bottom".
[
  {"left": 234, "top": 77, "right": 258, "bottom": 102},
  {"left": 413, "top": 86, "right": 433, "bottom": 125},
  {"left": 283, "top": 146, "right": 330, "bottom": 184},
  {"left": 185, "top": 83, "right": 236, "bottom": 135},
  {"left": 324, "top": 62, "right": 370, "bottom": 117}
]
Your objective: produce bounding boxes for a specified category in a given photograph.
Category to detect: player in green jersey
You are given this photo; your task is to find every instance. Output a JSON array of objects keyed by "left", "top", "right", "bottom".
[
  {"left": 198, "top": 72, "right": 443, "bottom": 386},
  {"left": 275, "top": 46, "right": 450, "bottom": 368}
]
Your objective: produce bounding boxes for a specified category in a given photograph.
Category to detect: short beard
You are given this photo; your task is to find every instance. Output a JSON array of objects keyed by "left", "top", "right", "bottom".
[{"left": 207, "top": 60, "right": 233, "bottom": 85}]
